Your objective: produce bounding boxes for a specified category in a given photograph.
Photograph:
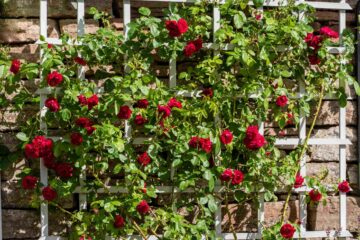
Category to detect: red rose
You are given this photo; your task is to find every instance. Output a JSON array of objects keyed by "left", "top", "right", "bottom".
[
  {"left": 79, "top": 236, "right": 92, "bottom": 240},
  {"left": 87, "top": 95, "right": 99, "bottom": 110},
  {"left": 243, "top": 125, "right": 266, "bottom": 150},
  {"left": 45, "top": 97, "right": 60, "bottom": 112},
  {"left": 70, "top": 132, "right": 83, "bottom": 146},
  {"left": 135, "top": 99, "right": 149, "bottom": 109},
  {"left": 42, "top": 186, "right": 57, "bottom": 201},
  {"left": 167, "top": 98, "right": 182, "bottom": 109},
  {"left": 43, "top": 153, "right": 56, "bottom": 169},
  {"left": 10, "top": 59, "right": 21, "bottom": 74},
  {"left": 47, "top": 44, "right": 53, "bottom": 49},
  {"left": 165, "top": 18, "right": 188, "bottom": 37},
  {"left": 231, "top": 170, "right": 244, "bottom": 185},
  {"left": 136, "top": 200, "right": 151, "bottom": 215},
  {"left": 308, "top": 54, "right": 321, "bottom": 65},
  {"left": 134, "top": 115, "right": 147, "bottom": 125},
  {"left": 199, "top": 137, "right": 212, "bottom": 153},
  {"left": 202, "top": 88, "right": 213, "bottom": 98},
  {"left": 177, "top": 18, "right": 188, "bottom": 34},
  {"left": 193, "top": 38, "right": 203, "bottom": 51},
  {"left": 255, "top": 14, "right": 262, "bottom": 21},
  {"left": 47, "top": 71, "right": 63, "bottom": 87},
  {"left": 26, "top": 136, "right": 53, "bottom": 158},
  {"left": 338, "top": 180, "right": 351, "bottom": 193},
  {"left": 304, "top": 33, "right": 322, "bottom": 50},
  {"left": 220, "top": 129, "right": 233, "bottom": 145},
  {"left": 158, "top": 105, "right": 171, "bottom": 118},
  {"left": 55, "top": 162, "right": 73, "bottom": 178},
  {"left": 320, "top": 26, "right": 339, "bottom": 39},
  {"left": 184, "top": 42, "right": 197, "bottom": 57},
  {"left": 24, "top": 143, "right": 40, "bottom": 159},
  {"left": 280, "top": 223, "right": 296, "bottom": 239},
  {"left": 113, "top": 214, "right": 125, "bottom": 228},
  {"left": 74, "top": 57, "right": 87, "bottom": 66},
  {"left": 76, "top": 117, "right": 92, "bottom": 128},
  {"left": 276, "top": 95, "right": 288, "bottom": 107},
  {"left": 85, "top": 126, "right": 96, "bottom": 135},
  {"left": 78, "top": 95, "right": 88, "bottom": 106},
  {"left": 220, "top": 169, "right": 233, "bottom": 182},
  {"left": 137, "top": 152, "right": 151, "bottom": 166},
  {"left": 22, "top": 176, "right": 38, "bottom": 190},
  {"left": 294, "top": 174, "right": 304, "bottom": 188},
  {"left": 189, "top": 136, "right": 199, "bottom": 149},
  {"left": 309, "top": 189, "right": 322, "bottom": 202},
  {"left": 287, "top": 113, "right": 293, "bottom": 125},
  {"left": 118, "top": 105, "right": 132, "bottom": 119}
]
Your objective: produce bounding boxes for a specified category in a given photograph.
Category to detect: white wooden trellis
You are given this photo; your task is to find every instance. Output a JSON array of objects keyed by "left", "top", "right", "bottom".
[{"left": 22, "top": 0, "right": 354, "bottom": 239}]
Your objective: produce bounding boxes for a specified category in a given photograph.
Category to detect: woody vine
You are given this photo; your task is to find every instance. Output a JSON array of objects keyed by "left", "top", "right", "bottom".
[{"left": 0, "top": 0, "right": 357, "bottom": 239}]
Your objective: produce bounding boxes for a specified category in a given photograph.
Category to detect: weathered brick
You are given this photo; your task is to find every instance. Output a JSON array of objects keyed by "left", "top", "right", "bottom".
[
  {"left": 308, "top": 196, "right": 360, "bottom": 233},
  {"left": 309, "top": 126, "right": 357, "bottom": 162},
  {"left": 9, "top": 44, "right": 40, "bottom": 62},
  {"left": 2, "top": 209, "right": 69, "bottom": 239},
  {"left": 1, "top": 0, "right": 112, "bottom": 18},
  {"left": 0, "top": 19, "right": 59, "bottom": 44}
]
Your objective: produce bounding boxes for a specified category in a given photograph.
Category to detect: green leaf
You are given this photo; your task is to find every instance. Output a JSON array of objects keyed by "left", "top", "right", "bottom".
[
  {"left": 16, "top": 132, "right": 29, "bottom": 142},
  {"left": 233, "top": 12, "right": 246, "bottom": 29},
  {"left": 337, "top": 87, "right": 347, "bottom": 107},
  {"left": 139, "top": 7, "right": 151, "bottom": 16},
  {"left": 353, "top": 81, "right": 360, "bottom": 96},
  {"left": 207, "top": 195, "right": 217, "bottom": 213},
  {"left": 61, "top": 109, "right": 71, "bottom": 121}
]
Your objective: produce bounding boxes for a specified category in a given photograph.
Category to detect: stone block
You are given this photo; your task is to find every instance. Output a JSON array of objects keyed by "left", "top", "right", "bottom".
[{"left": 0, "top": 19, "right": 59, "bottom": 43}]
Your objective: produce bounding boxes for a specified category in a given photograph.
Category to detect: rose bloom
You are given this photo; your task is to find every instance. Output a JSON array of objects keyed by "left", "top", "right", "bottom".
[
  {"left": 85, "top": 126, "right": 96, "bottom": 135},
  {"left": 188, "top": 136, "right": 199, "bottom": 149},
  {"left": 134, "top": 115, "right": 147, "bottom": 125},
  {"left": 117, "top": 105, "right": 132, "bottom": 119},
  {"left": 10, "top": 59, "right": 21, "bottom": 74},
  {"left": 220, "top": 169, "right": 233, "bottom": 182},
  {"left": 192, "top": 38, "right": 203, "bottom": 51},
  {"left": 304, "top": 33, "right": 322, "bottom": 50},
  {"left": 78, "top": 95, "right": 88, "bottom": 105},
  {"left": 309, "top": 189, "right": 322, "bottom": 202},
  {"left": 165, "top": 18, "right": 188, "bottom": 37},
  {"left": 308, "top": 54, "right": 321, "bottom": 65},
  {"left": 135, "top": 99, "right": 149, "bottom": 109},
  {"left": 42, "top": 186, "right": 57, "bottom": 201},
  {"left": 43, "top": 153, "right": 56, "bottom": 169},
  {"left": 47, "top": 71, "right": 63, "bottom": 87},
  {"left": 136, "top": 200, "right": 151, "bottom": 215},
  {"left": 113, "top": 214, "right": 125, "bottom": 228},
  {"left": 45, "top": 97, "right": 60, "bottom": 112},
  {"left": 220, "top": 129, "right": 233, "bottom": 145},
  {"left": 79, "top": 236, "right": 92, "bottom": 240},
  {"left": 25, "top": 136, "right": 53, "bottom": 159},
  {"left": 22, "top": 176, "right": 38, "bottom": 190},
  {"left": 158, "top": 105, "right": 171, "bottom": 118},
  {"left": 320, "top": 26, "right": 339, "bottom": 39},
  {"left": 338, "top": 180, "right": 351, "bottom": 193},
  {"left": 76, "top": 117, "right": 92, "bottom": 128},
  {"left": 294, "top": 174, "right": 304, "bottom": 188},
  {"left": 286, "top": 113, "right": 293, "bottom": 125},
  {"left": 55, "top": 162, "right": 73, "bottom": 178},
  {"left": 184, "top": 42, "right": 197, "bottom": 57},
  {"left": 167, "top": 97, "right": 182, "bottom": 109},
  {"left": 137, "top": 152, "right": 151, "bottom": 166},
  {"left": 276, "top": 95, "right": 288, "bottom": 107},
  {"left": 199, "top": 137, "right": 212, "bottom": 153},
  {"left": 231, "top": 170, "right": 244, "bottom": 185},
  {"left": 87, "top": 95, "right": 99, "bottom": 110},
  {"left": 70, "top": 132, "right": 83, "bottom": 146},
  {"left": 202, "top": 88, "right": 213, "bottom": 98},
  {"left": 280, "top": 223, "right": 296, "bottom": 239},
  {"left": 74, "top": 57, "right": 87, "bottom": 66},
  {"left": 243, "top": 125, "right": 266, "bottom": 150},
  {"left": 255, "top": 14, "right": 262, "bottom": 21}
]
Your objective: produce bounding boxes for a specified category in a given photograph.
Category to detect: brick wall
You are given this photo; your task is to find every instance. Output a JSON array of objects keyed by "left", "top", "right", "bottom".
[{"left": 0, "top": 0, "right": 359, "bottom": 239}]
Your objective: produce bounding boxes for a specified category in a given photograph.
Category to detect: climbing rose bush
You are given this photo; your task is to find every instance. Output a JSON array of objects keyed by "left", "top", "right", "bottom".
[{"left": 0, "top": 0, "right": 356, "bottom": 239}]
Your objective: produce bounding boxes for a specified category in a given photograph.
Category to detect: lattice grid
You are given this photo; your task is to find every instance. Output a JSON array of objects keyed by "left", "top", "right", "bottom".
[{"left": 29, "top": 0, "right": 354, "bottom": 239}]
